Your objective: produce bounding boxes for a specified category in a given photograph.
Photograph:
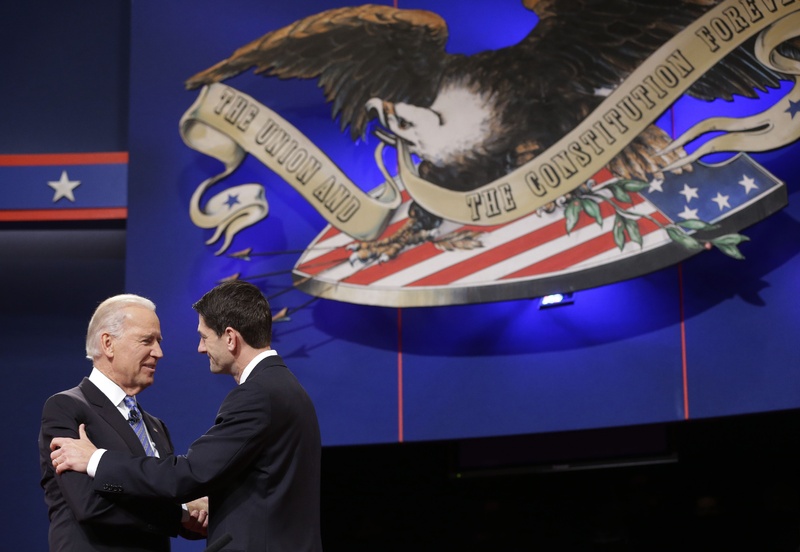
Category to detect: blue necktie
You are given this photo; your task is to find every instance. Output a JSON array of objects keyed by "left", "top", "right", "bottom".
[{"left": 124, "top": 396, "right": 155, "bottom": 457}]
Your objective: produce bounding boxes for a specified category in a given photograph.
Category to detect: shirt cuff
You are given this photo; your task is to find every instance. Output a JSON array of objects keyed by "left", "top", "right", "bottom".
[{"left": 87, "top": 448, "right": 106, "bottom": 477}]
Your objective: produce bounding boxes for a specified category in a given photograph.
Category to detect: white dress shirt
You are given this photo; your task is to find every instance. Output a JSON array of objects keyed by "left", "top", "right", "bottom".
[
  {"left": 239, "top": 349, "right": 278, "bottom": 384},
  {"left": 88, "top": 368, "right": 159, "bottom": 456}
]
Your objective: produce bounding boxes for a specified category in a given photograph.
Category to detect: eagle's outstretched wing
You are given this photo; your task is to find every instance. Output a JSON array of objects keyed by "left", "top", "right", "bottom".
[
  {"left": 515, "top": 0, "right": 787, "bottom": 103},
  {"left": 185, "top": 5, "right": 450, "bottom": 139},
  {"left": 453, "top": 0, "right": 795, "bottom": 180}
]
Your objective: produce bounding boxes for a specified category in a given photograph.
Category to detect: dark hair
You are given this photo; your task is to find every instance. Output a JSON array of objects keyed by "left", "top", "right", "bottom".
[{"left": 192, "top": 280, "right": 272, "bottom": 348}]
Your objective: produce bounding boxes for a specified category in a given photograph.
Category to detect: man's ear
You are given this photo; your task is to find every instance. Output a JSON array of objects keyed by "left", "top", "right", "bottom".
[
  {"left": 101, "top": 332, "right": 114, "bottom": 358},
  {"left": 224, "top": 327, "right": 237, "bottom": 352}
]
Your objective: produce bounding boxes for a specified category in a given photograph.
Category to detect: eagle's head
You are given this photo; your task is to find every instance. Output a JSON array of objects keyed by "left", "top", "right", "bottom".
[{"left": 367, "top": 80, "right": 505, "bottom": 170}]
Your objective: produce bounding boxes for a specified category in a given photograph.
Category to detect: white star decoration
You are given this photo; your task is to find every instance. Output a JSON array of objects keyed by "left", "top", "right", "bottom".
[
  {"left": 678, "top": 205, "right": 699, "bottom": 220},
  {"left": 738, "top": 174, "right": 758, "bottom": 194},
  {"left": 678, "top": 183, "right": 699, "bottom": 202},
  {"left": 47, "top": 170, "right": 81, "bottom": 202},
  {"left": 711, "top": 192, "right": 731, "bottom": 211},
  {"left": 647, "top": 179, "right": 664, "bottom": 193}
]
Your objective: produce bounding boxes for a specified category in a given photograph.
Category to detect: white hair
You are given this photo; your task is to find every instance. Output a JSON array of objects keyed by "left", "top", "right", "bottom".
[{"left": 85, "top": 294, "right": 156, "bottom": 360}]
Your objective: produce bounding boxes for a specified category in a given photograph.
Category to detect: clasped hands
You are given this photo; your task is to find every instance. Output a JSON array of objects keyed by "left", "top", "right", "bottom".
[{"left": 183, "top": 496, "right": 210, "bottom": 536}]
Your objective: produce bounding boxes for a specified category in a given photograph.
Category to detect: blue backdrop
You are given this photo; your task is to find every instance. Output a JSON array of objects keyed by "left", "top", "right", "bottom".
[
  {"left": 3, "top": 2, "right": 799, "bottom": 550},
  {"left": 124, "top": 0, "right": 800, "bottom": 450}
]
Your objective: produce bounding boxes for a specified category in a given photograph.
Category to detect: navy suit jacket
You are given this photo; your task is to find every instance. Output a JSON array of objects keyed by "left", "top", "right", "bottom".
[
  {"left": 93, "top": 355, "right": 323, "bottom": 552},
  {"left": 39, "top": 378, "right": 183, "bottom": 552}
]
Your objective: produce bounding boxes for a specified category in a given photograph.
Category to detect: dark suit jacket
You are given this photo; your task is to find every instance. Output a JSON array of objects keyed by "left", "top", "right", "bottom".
[
  {"left": 39, "top": 378, "right": 183, "bottom": 552},
  {"left": 93, "top": 355, "right": 323, "bottom": 552}
]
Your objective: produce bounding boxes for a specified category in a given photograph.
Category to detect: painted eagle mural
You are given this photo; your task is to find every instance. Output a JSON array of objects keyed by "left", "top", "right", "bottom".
[{"left": 182, "top": 0, "right": 800, "bottom": 303}]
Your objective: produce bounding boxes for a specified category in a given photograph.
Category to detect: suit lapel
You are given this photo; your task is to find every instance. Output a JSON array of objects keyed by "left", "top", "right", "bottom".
[
  {"left": 78, "top": 377, "right": 150, "bottom": 456},
  {"left": 141, "top": 407, "right": 173, "bottom": 456}
]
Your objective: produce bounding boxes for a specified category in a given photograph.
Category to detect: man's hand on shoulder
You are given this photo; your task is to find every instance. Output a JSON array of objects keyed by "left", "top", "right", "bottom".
[{"left": 50, "top": 423, "right": 97, "bottom": 474}]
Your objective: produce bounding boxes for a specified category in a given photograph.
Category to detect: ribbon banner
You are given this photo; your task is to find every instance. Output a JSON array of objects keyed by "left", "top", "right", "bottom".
[
  {"left": 180, "top": 0, "right": 800, "bottom": 252},
  {"left": 180, "top": 86, "right": 402, "bottom": 253}
]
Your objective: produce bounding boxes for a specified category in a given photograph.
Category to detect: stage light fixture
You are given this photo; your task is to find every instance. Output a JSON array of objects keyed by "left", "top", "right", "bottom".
[{"left": 539, "top": 292, "right": 574, "bottom": 309}]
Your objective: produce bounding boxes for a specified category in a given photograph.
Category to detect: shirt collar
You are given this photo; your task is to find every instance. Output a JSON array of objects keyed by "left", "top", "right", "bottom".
[
  {"left": 239, "top": 349, "right": 278, "bottom": 385},
  {"left": 89, "top": 367, "right": 129, "bottom": 408}
]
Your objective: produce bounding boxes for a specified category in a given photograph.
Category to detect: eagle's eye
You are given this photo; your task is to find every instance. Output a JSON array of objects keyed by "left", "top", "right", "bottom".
[{"left": 396, "top": 116, "right": 413, "bottom": 130}]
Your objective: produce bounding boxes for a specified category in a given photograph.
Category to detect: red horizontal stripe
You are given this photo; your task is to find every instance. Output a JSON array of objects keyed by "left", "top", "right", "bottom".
[
  {"left": 344, "top": 239, "right": 442, "bottom": 285},
  {"left": 295, "top": 250, "right": 348, "bottom": 276},
  {"left": 317, "top": 226, "right": 341, "bottom": 242},
  {"left": 503, "top": 212, "right": 670, "bottom": 278},
  {"left": 408, "top": 220, "right": 565, "bottom": 287},
  {"left": 296, "top": 217, "right": 410, "bottom": 276},
  {"left": 409, "top": 194, "right": 647, "bottom": 286},
  {"left": 339, "top": 221, "right": 505, "bottom": 285},
  {"left": 294, "top": 249, "right": 352, "bottom": 275},
  {"left": 0, "top": 152, "right": 129, "bottom": 166},
  {"left": 593, "top": 167, "right": 614, "bottom": 182},
  {"left": 0, "top": 208, "right": 127, "bottom": 222}
]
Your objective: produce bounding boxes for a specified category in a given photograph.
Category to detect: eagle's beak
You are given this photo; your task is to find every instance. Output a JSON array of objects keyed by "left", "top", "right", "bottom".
[
  {"left": 373, "top": 127, "right": 397, "bottom": 146},
  {"left": 366, "top": 98, "right": 388, "bottom": 127},
  {"left": 367, "top": 98, "right": 399, "bottom": 145}
]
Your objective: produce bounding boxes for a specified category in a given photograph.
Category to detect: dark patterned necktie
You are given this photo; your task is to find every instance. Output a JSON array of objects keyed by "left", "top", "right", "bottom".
[{"left": 123, "top": 396, "right": 155, "bottom": 457}]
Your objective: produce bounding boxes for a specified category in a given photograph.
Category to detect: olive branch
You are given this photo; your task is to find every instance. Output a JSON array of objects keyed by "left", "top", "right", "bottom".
[{"left": 563, "top": 179, "right": 750, "bottom": 260}]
